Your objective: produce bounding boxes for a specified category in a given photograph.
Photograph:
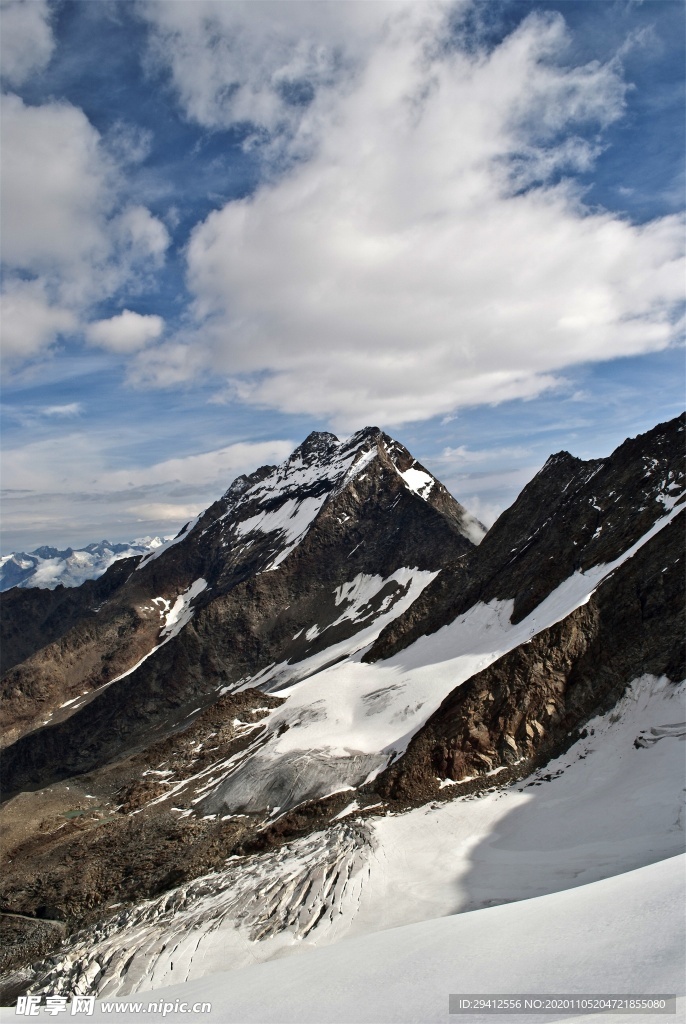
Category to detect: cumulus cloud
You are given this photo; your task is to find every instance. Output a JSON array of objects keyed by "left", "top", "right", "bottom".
[
  {"left": 114, "top": 206, "right": 171, "bottom": 267},
  {"left": 135, "top": 5, "right": 684, "bottom": 428},
  {"left": 85, "top": 310, "right": 165, "bottom": 353},
  {"left": 0, "top": 94, "right": 170, "bottom": 362},
  {"left": 0, "top": 0, "right": 54, "bottom": 87},
  {"left": 1, "top": 277, "right": 77, "bottom": 362},
  {"left": 1, "top": 94, "right": 112, "bottom": 288}
]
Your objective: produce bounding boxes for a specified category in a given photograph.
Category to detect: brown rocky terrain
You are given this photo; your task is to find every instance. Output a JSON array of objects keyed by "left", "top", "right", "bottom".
[
  {"left": 0, "top": 415, "right": 682, "bottom": 998},
  {"left": 1, "top": 428, "right": 481, "bottom": 792},
  {"left": 0, "top": 688, "right": 284, "bottom": 976}
]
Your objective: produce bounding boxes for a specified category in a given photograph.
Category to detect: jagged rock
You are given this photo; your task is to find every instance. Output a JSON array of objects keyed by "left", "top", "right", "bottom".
[{"left": 0, "top": 414, "right": 682, "bottom": 992}]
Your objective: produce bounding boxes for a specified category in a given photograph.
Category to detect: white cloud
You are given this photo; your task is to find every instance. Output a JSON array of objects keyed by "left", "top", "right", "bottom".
[
  {"left": 1, "top": 435, "right": 295, "bottom": 549},
  {"left": 126, "top": 502, "right": 206, "bottom": 523},
  {"left": 41, "top": 403, "right": 82, "bottom": 417},
  {"left": 0, "top": 94, "right": 170, "bottom": 362},
  {"left": 1, "top": 94, "right": 112, "bottom": 289},
  {"left": 136, "top": 6, "right": 683, "bottom": 429},
  {"left": 141, "top": 0, "right": 410, "bottom": 138},
  {"left": 86, "top": 310, "right": 164, "bottom": 354},
  {"left": 439, "top": 444, "right": 533, "bottom": 466},
  {"left": 114, "top": 206, "right": 171, "bottom": 267},
  {"left": 104, "top": 439, "right": 294, "bottom": 490},
  {"left": 0, "top": 277, "right": 77, "bottom": 362},
  {"left": 0, "top": 0, "right": 54, "bottom": 87},
  {"left": 105, "top": 120, "right": 154, "bottom": 165}
]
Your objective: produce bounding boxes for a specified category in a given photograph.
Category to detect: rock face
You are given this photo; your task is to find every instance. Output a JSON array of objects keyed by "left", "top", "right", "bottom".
[
  {"left": 370, "top": 511, "right": 684, "bottom": 805},
  {"left": 367, "top": 414, "right": 684, "bottom": 661},
  {"left": 0, "top": 415, "right": 683, "bottom": 999},
  {"left": 0, "top": 428, "right": 482, "bottom": 775}
]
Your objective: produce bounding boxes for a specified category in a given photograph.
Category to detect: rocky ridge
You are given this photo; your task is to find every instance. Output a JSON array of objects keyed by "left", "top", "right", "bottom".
[
  {"left": 0, "top": 427, "right": 482, "bottom": 774},
  {"left": 0, "top": 415, "right": 683, "bottom": 1002}
]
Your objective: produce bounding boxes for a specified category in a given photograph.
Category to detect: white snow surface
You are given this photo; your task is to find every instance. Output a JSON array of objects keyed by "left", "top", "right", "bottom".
[
  {"left": 27, "top": 673, "right": 685, "bottom": 1018},
  {"left": 397, "top": 465, "right": 435, "bottom": 499},
  {"left": 0, "top": 537, "right": 166, "bottom": 591},
  {"left": 238, "top": 566, "right": 440, "bottom": 696},
  {"left": 29, "top": 667, "right": 686, "bottom": 1011},
  {"left": 160, "top": 578, "right": 208, "bottom": 640},
  {"left": 234, "top": 495, "right": 327, "bottom": 570},
  {"left": 143, "top": 430, "right": 485, "bottom": 579},
  {"left": 199, "top": 504, "right": 683, "bottom": 817},
  {"left": 76, "top": 854, "right": 685, "bottom": 1023}
]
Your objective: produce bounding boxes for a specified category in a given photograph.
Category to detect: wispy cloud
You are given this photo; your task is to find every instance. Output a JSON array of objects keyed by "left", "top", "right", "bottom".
[
  {"left": 0, "top": 435, "right": 295, "bottom": 550},
  {"left": 41, "top": 403, "right": 82, "bottom": 417}
]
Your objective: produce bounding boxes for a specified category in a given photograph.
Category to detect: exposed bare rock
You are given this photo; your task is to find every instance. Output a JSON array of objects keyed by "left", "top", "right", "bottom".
[
  {"left": 1, "top": 429, "right": 479, "bottom": 791},
  {"left": 367, "top": 414, "right": 684, "bottom": 662},
  {"left": 370, "top": 510, "right": 684, "bottom": 804}
]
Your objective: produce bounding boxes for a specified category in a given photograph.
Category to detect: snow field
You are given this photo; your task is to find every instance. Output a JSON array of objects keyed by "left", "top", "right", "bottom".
[
  {"left": 205, "top": 507, "right": 683, "bottom": 818},
  {"left": 67, "top": 854, "right": 686, "bottom": 1023},
  {"left": 24, "top": 673, "right": 684, "bottom": 1007}
]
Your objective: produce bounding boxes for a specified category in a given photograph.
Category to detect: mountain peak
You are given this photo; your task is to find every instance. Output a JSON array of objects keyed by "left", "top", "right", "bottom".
[{"left": 291, "top": 430, "right": 341, "bottom": 463}]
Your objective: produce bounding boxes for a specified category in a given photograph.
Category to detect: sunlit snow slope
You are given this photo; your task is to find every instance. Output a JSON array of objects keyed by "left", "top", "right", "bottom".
[
  {"left": 194, "top": 503, "right": 683, "bottom": 818},
  {"left": 25, "top": 672, "right": 685, "bottom": 1003},
  {"left": 80, "top": 854, "right": 685, "bottom": 1024}
]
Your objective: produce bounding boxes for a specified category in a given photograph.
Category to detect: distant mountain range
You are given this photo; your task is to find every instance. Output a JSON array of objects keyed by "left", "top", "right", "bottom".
[
  {"left": 0, "top": 417, "right": 683, "bottom": 1016},
  {"left": 0, "top": 538, "right": 168, "bottom": 593}
]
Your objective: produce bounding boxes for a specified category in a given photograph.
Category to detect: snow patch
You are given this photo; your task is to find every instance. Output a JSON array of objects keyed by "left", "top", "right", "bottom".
[{"left": 398, "top": 466, "right": 434, "bottom": 499}]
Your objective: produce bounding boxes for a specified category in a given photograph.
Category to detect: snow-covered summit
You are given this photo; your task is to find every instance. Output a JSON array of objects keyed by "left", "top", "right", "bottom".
[
  {"left": 138, "top": 428, "right": 485, "bottom": 579},
  {"left": 0, "top": 537, "right": 166, "bottom": 593}
]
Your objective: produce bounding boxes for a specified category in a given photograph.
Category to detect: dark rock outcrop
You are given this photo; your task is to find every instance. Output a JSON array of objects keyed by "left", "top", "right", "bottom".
[
  {"left": 0, "top": 428, "right": 482, "bottom": 790},
  {"left": 370, "top": 509, "right": 684, "bottom": 804},
  {"left": 366, "top": 414, "right": 684, "bottom": 662}
]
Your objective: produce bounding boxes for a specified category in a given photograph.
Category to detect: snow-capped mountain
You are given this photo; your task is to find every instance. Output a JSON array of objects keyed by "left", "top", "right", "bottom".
[
  {"left": 0, "top": 427, "right": 483, "bottom": 754},
  {"left": 0, "top": 417, "right": 683, "bottom": 1019},
  {"left": 0, "top": 538, "right": 166, "bottom": 593}
]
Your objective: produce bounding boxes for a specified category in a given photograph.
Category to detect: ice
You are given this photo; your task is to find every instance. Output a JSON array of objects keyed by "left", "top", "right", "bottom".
[
  {"left": 240, "top": 566, "right": 438, "bottom": 697},
  {"left": 210, "top": 505, "right": 683, "bottom": 815},
  {"left": 24, "top": 675, "right": 685, "bottom": 1012},
  {"left": 83, "top": 855, "right": 683, "bottom": 1024}
]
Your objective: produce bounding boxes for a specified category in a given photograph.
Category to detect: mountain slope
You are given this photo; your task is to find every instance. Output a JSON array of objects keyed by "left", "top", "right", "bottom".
[
  {"left": 0, "top": 428, "right": 482, "bottom": 769},
  {"left": 368, "top": 414, "right": 684, "bottom": 661},
  {"left": 77, "top": 855, "right": 686, "bottom": 1024},
  {"left": 0, "top": 415, "right": 683, "bottom": 1010},
  {"left": 14, "top": 672, "right": 686, "bottom": 1004}
]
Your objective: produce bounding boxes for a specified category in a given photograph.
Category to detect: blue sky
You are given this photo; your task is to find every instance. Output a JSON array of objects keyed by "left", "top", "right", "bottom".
[{"left": 1, "top": 0, "right": 684, "bottom": 551}]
